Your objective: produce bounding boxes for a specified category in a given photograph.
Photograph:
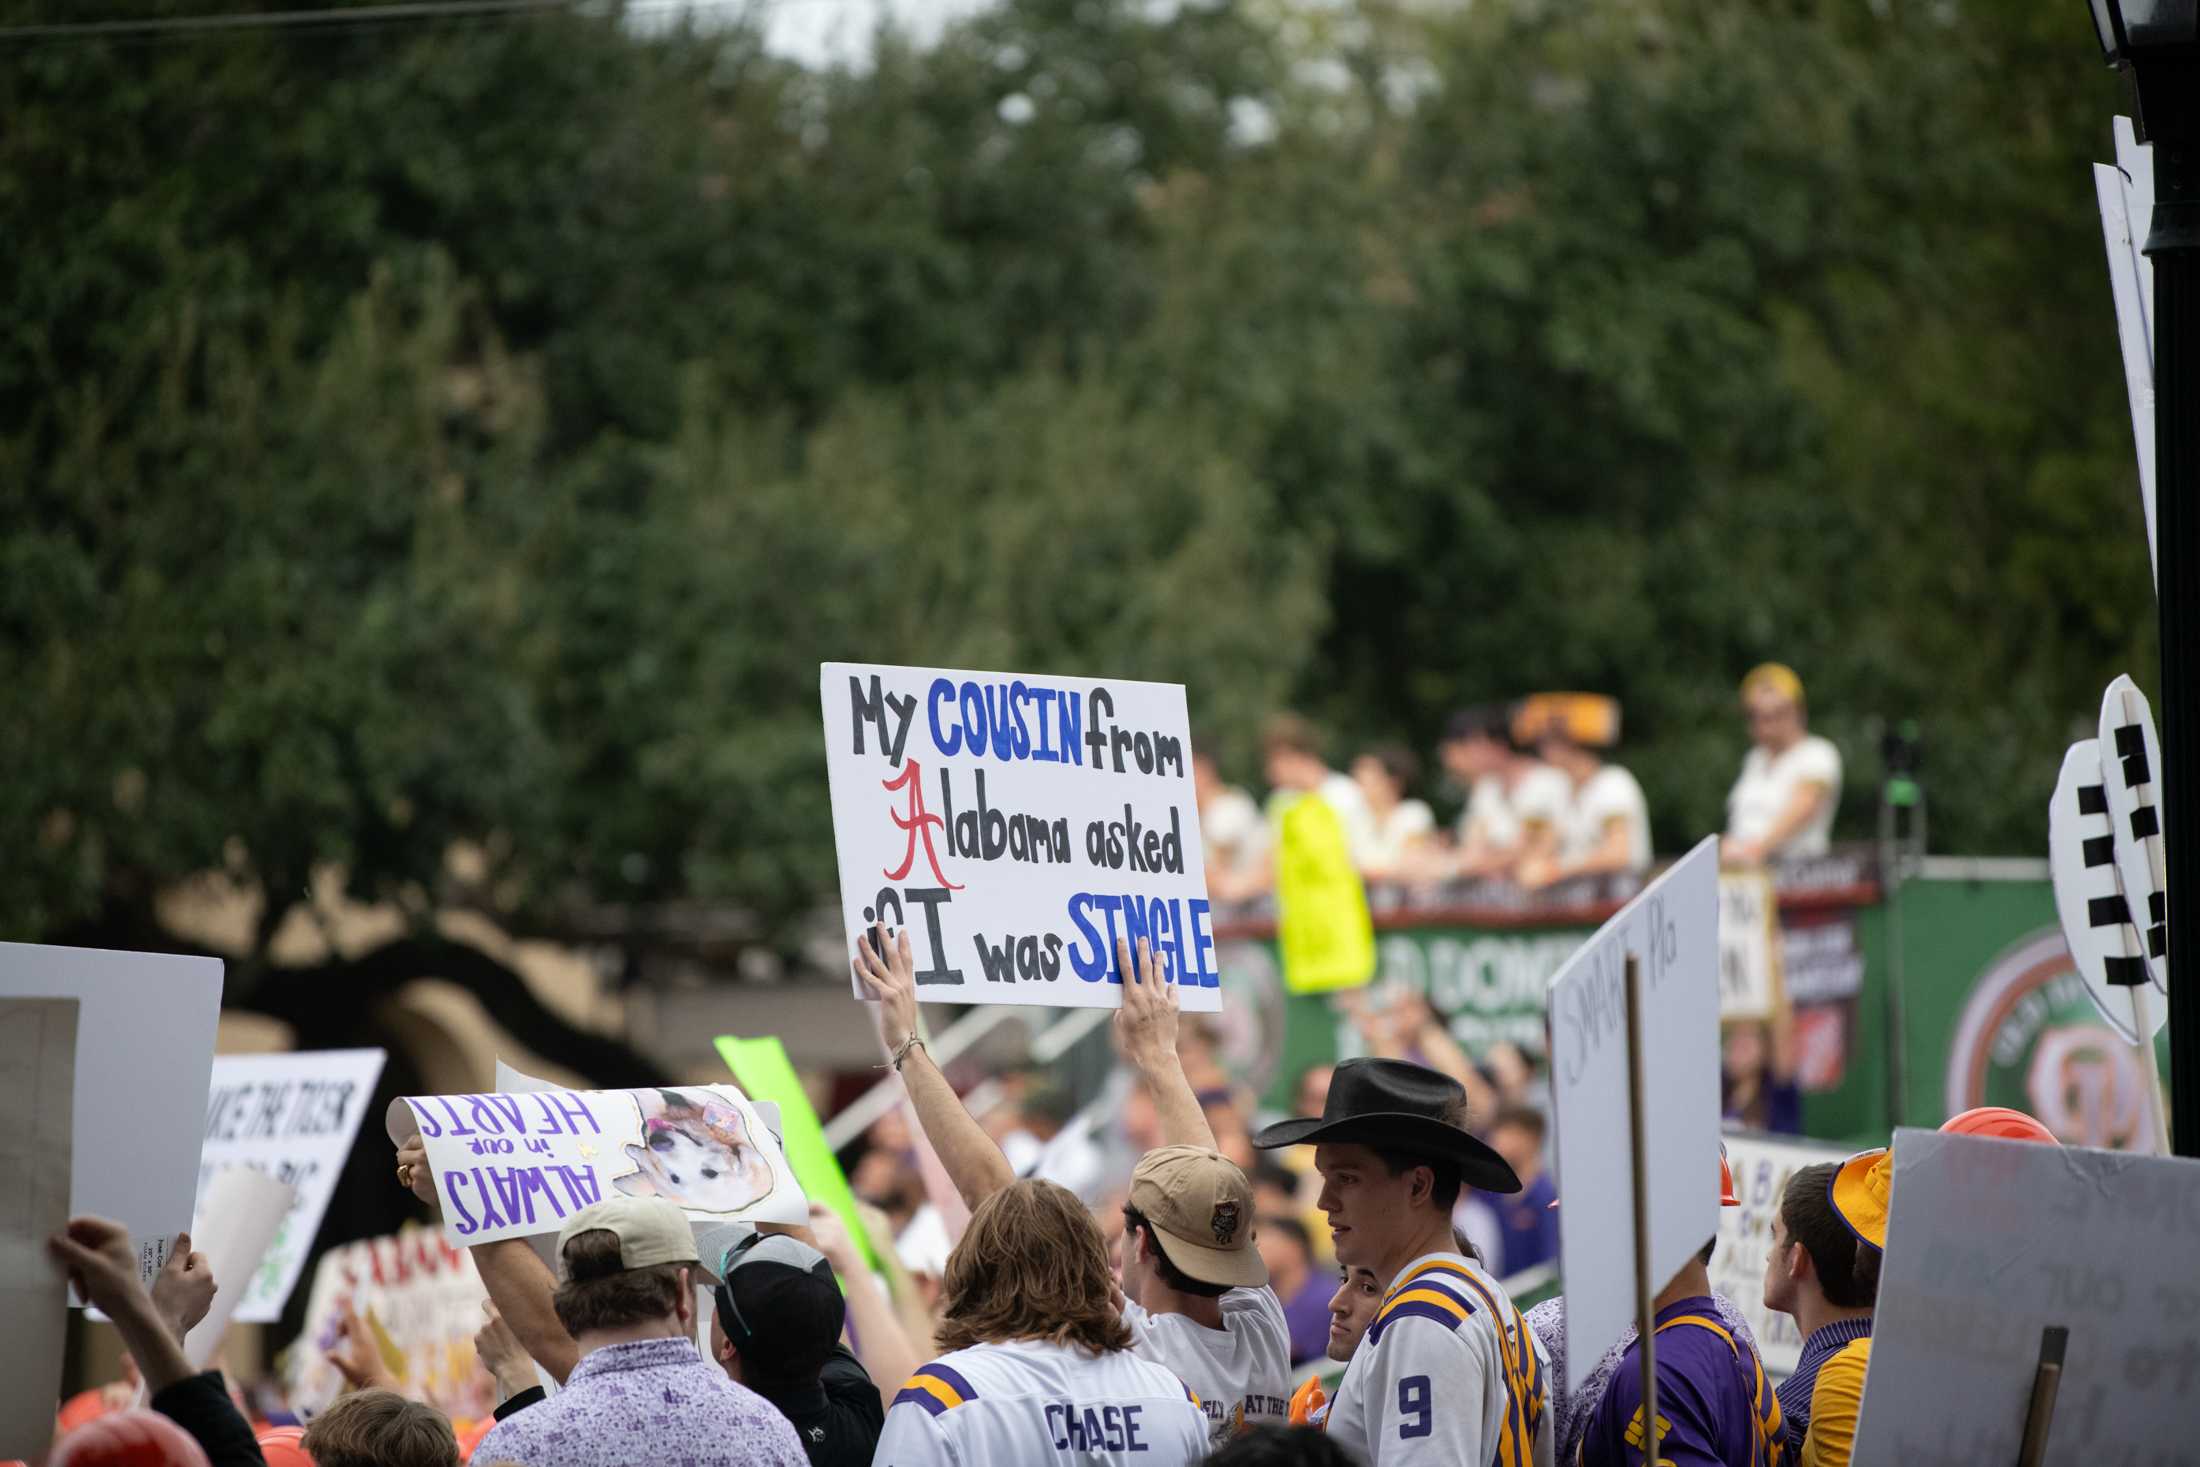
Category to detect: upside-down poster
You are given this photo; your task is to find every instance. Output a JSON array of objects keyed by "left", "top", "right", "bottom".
[{"left": 386, "top": 1084, "right": 807, "bottom": 1245}]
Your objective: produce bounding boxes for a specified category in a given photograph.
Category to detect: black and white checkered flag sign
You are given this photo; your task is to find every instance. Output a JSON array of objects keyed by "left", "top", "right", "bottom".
[
  {"left": 2049, "top": 739, "right": 2159, "bottom": 1047},
  {"left": 2099, "top": 675, "right": 2168, "bottom": 990}
]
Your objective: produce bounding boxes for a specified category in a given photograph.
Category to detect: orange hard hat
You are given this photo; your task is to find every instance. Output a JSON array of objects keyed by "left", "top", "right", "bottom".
[
  {"left": 1719, "top": 1147, "right": 1741, "bottom": 1207},
  {"left": 255, "top": 1426, "right": 315, "bottom": 1467},
  {"left": 49, "top": 1411, "right": 211, "bottom": 1467},
  {"left": 1941, "top": 1106, "right": 2059, "bottom": 1144},
  {"left": 57, "top": 1389, "right": 115, "bottom": 1434}
]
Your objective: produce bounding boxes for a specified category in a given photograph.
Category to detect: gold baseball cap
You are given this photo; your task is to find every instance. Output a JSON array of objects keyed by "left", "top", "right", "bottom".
[
  {"left": 557, "top": 1196, "right": 710, "bottom": 1279},
  {"left": 1128, "top": 1145, "right": 1268, "bottom": 1290}
]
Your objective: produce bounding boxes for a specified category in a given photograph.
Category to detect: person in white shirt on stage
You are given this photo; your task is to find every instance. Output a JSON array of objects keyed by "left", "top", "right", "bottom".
[
  {"left": 1436, "top": 706, "right": 1571, "bottom": 882},
  {"left": 853, "top": 924, "right": 1293, "bottom": 1452},
  {"left": 1724, "top": 663, "right": 1843, "bottom": 865},
  {"left": 1514, "top": 695, "right": 1651, "bottom": 888},
  {"left": 1350, "top": 744, "right": 1437, "bottom": 882},
  {"left": 1252, "top": 1059, "right": 1551, "bottom": 1466},
  {"left": 871, "top": 1177, "right": 1209, "bottom": 1466}
]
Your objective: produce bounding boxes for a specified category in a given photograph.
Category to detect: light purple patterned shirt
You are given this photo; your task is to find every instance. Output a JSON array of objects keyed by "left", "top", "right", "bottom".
[
  {"left": 1523, "top": 1290, "right": 1761, "bottom": 1467},
  {"left": 474, "top": 1336, "right": 808, "bottom": 1467}
]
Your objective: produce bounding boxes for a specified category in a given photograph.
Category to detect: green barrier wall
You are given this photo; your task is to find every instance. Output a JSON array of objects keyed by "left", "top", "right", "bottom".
[{"left": 1229, "top": 869, "right": 2167, "bottom": 1153}]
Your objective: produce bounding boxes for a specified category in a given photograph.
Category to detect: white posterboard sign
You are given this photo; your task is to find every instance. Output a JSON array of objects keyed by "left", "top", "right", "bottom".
[
  {"left": 387, "top": 1083, "right": 808, "bottom": 1245},
  {"left": 1716, "top": 871, "right": 1782, "bottom": 1022},
  {"left": 820, "top": 662, "right": 1218, "bottom": 1011},
  {"left": 1546, "top": 836, "right": 1722, "bottom": 1392},
  {"left": 1707, "top": 1130, "right": 1849, "bottom": 1378},
  {"left": 287, "top": 1228, "right": 497, "bottom": 1421},
  {"left": 0, "top": 942, "right": 224, "bottom": 1290},
  {"left": 1854, "top": 1129, "right": 2200, "bottom": 1462},
  {"left": 182, "top": 1166, "right": 298, "bottom": 1368},
  {"left": 2095, "top": 155, "right": 2157, "bottom": 581},
  {"left": 0, "top": 998, "right": 77, "bottom": 1460},
  {"left": 200, "top": 1048, "right": 387, "bottom": 1322}
]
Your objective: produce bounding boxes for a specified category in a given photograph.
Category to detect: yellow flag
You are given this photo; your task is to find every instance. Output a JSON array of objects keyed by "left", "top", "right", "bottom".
[{"left": 1276, "top": 794, "right": 1376, "bottom": 994}]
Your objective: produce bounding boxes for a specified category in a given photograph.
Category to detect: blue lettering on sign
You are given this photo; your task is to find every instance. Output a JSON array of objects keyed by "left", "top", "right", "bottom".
[
  {"left": 927, "top": 678, "right": 961, "bottom": 756},
  {"left": 1067, "top": 894, "right": 1218, "bottom": 989}
]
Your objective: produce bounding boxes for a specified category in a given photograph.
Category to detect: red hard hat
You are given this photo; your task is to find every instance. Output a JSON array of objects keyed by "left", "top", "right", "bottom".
[
  {"left": 255, "top": 1426, "right": 316, "bottom": 1467},
  {"left": 1941, "top": 1106, "right": 2059, "bottom": 1144},
  {"left": 49, "top": 1411, "right": 211, "bottom": 1467},
  {"left": 1719, "top": 1148, "right": 1741, "bottom": 1207}
]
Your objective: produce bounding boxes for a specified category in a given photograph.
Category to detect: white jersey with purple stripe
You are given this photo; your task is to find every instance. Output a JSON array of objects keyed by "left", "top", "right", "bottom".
[
  {"left": 1323, "top": 1251, "right": 1552, "bottom": 1467},
  {"left": 874, "top": 1337, "right": 1208, "bottom": 1466}
]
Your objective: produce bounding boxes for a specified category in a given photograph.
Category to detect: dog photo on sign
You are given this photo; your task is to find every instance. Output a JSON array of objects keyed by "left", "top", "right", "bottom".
[{"left": 615, "top": 1088, "right": 778, "bottom": 1214}]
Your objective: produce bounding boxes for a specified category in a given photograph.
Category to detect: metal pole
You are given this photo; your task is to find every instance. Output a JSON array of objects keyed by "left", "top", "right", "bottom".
[
  {"left": 1624, "top": 953, "right": 1660, "bottom": 1464},
  {"left": 2132, "top": 62, "right": 2198, "bottom": 1157}
]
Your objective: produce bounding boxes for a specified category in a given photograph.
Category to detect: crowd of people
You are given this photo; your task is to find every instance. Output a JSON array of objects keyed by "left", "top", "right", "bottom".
[
  {"left": 30, "top": 899, "right": 2069, "bottom": 1467},
  {"left": 1200, "top": 665, "right": 1846, "bottom": 902}
]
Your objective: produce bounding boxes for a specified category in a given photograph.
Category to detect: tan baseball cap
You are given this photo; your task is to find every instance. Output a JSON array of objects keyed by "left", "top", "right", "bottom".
[
  {"left": 1128, "top": 1144, "right": 1268, "bottom": 1290},
  {"left": 556, "top": 1196, "right": 709, "bottom": 1279}
]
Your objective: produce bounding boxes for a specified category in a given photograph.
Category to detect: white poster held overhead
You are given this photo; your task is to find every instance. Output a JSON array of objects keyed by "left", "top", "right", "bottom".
[
  {"left": 1716, "top": 870, "right": 1782, "bottom": 1022},
  {"left": 387, "top": 1083, "right": 807, "bottom": 1245},
  {"left": 1854, "top": 1129, "right": 2200, "bottom": 1463},
  {"left": 1706, "top": 1130, "right": 1849, "bottom": 1378},
  {"left": 1546, "top": 835, "right": 1723, "bottom": 1392},
  {"left": 287, "top": 1228, "right": 497, "bottom": 1422},
  {"left": 821, "top": 662, "right": 1218, "bottom": 1012},
  {"left": 182, "top": 1166, "right": 298, "bottom": 1369},
  {"left": 0, "top": 998, "right": 77, "bottom": 1461},
  {"left": 0, "top": 941, "right": 224, "bottom": 1290},
  {"left": 200, "top": 1048, "right": 387, "bottom": 1322}
]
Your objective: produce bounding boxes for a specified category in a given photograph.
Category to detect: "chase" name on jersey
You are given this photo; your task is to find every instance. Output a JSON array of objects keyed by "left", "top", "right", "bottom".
[{"left": 1045, "top": 1402, "right": 1150, "bottom": 1453}]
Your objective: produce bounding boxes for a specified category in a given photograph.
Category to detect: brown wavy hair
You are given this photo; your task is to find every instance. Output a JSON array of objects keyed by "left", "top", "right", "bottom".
[{"left": 935, "top": 1179, "right": 1133, "bottom": 1354}]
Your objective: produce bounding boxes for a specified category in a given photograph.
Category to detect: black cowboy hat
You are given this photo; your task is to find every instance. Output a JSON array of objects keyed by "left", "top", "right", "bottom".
[{"left": 1251, "top": 1057, "right": 1522, "bottom": 1194}]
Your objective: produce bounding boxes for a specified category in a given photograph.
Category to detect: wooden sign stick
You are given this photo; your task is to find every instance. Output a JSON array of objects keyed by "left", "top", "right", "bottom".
[
  {"left": 2016, "top": 1325, "right": 2069, "bottom": 1467},
  {"left": 1625, "top": 952, "right": 1660, "bottom": 1465}
]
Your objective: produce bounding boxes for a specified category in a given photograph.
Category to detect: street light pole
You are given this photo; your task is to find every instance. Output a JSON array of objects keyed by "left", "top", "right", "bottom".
[{"left": 2088, "top": 1, "right": 2199, "bottom": 1156}]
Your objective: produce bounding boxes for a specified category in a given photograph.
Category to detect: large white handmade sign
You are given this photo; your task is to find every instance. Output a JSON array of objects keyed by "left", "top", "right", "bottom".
[
  {"left": 0, "top": 942, "right": 224, "bottom": 1289},
  {"left": 200, "top": 1048, "right": 387, "bottom": 1322},
  {"left": 287, "top": 1228, "right": 497, "bottom": 1421},
  {"left": 387, "top": 1083, "right": 807, "bottom": 1244},
  {"left": 1706, "top": 1130, "right": 1849, "bottom": 1378},
  {"left": 1853, "top": 1129, "right": 2200, "bottom": 1463},
  {"left": 1546, "top": 835, "right": 1722, "bottom": 1392},
  {"left": 820, "top": 662, "right": 1219, "bottom": 1011}
]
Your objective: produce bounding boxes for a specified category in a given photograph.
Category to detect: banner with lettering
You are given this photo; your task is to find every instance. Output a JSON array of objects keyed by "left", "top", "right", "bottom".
[
  {"left": 286, "top": 1228, "right": 496, "bottom": 1421},
  {"left": 820, "top": 662, "right": 1220, "bottom": 1011},
  {"left": 385, "top": 1083, "right": 807, "bottom": 1245},
  {"left": 200, "top": 1048, "right": 386, "bottom": 1322}
]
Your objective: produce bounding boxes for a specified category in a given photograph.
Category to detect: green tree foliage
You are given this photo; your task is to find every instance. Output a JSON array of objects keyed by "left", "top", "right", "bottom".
[{"left": 0, "top": 0, "right": 2156, "bottom": 986}]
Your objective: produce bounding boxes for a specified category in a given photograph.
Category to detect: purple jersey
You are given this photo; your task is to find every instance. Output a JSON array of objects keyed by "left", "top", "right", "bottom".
[{"left": 1577, "top": 1297, "right": 1785, "bottom": 1467}]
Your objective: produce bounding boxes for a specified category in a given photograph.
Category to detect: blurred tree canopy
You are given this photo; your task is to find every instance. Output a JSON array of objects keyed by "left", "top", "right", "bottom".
[{"left": 0, "top": 0, "right": 2155, "bottom": 1002}]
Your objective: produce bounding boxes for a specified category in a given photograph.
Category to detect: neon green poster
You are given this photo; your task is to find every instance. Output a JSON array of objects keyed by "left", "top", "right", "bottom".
[{"left": 714, "top": 1034, "right": 882, "bottom": 1271}]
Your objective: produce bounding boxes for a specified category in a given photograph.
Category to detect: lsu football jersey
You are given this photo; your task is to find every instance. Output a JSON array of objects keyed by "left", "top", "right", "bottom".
[
  {"left": 1323, "top": 1251, "right": 1552, "bottom": 1467},
  {"left": 874, "top": 1337, "right": 1209, "bottom": 1466}
]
